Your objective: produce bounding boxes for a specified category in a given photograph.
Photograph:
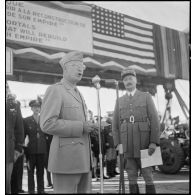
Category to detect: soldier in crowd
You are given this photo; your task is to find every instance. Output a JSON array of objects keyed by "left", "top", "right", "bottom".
[
  {"left": 104, "top": 118, "right": 119, "bottom": 178},
  {"left": 6, "top": 82, "right": 24, "bottom": 194},
  {"left": 112, "top": 67, "right": 160, "bottom": 194},
  {"left": 40, "top": 51, "right": 96, "bottom": 193},
  {"left": 23, "top": 99, "right": 47, "bottom": 194}
]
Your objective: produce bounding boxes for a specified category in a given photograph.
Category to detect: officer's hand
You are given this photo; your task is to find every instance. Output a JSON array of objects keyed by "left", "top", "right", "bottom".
[
  {"left": 83, "top": 121, "right": 96, "bottom": 134},
  {"left": 148, "top": 143, "right": 156, "bottom": 156}
]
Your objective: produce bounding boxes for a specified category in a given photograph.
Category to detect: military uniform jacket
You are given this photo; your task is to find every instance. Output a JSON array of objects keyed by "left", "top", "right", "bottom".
[
  {"left": 6, "top": 100, "right": 24, "bottom": 163},
  {"left": 112, "top": 89, "right": 160, "bottom": 158},
  {"left": 24, "top": 116, "right": 47, "bottom": 154},
  {"left": 40, "top": 79, "right": 92, "bottom": 174}
]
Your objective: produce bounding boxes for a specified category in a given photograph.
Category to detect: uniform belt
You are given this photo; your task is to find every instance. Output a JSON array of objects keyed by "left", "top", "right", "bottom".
[{"left": 120, "top": 116, "right": 148, "bottom": 124}]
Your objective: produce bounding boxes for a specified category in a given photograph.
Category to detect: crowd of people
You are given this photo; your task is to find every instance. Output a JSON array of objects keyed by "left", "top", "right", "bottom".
[{"left": 6, "top": 50, "right": 160, "bottom": 194}]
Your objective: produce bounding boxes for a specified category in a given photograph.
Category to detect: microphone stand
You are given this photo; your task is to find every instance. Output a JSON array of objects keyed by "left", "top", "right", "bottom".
[
  {"left": 115, "top": 81, "right": 125, "bottom": 194},
  {"left": 92, "top": 75, "right": 104, "bottom": 193}
]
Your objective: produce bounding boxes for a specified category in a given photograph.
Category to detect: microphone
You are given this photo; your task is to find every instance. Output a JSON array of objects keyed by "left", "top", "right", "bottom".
[{"left": 92, "top": 75, "right": 101, "bottom": 89}]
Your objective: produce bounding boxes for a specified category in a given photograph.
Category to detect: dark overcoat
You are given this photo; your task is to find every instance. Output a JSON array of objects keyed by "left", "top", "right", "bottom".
[
  {"left": 112, "top": 89, "right": 160, "bottom": 158},
  {"left": 6, "top": 100, "right": 24, "bottom": 163},
  {"left": 23, "top": 116, "right": 47, "bottom": 155}
]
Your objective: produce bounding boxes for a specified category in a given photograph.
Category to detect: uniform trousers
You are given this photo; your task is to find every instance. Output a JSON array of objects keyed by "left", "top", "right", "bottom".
[
  {"left": 52, "top": 171, "right": 92, "bottom": 193},
  {"left": 6, "top": 163, "right": 13, "bottom": 194},
  {"left": 27, "top": 153, "right": 45, "bottom": 193},
  {"left": 125, "top": 158, "right": 154, "bottom": 185},
  {"left": 11, "top": 154, "right": 24, "bottom": 194}
]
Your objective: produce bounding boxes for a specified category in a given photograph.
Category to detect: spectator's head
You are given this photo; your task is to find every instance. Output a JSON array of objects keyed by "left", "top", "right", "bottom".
[{"left": 29, "top": 99, "right": 41, "bottom": 115}]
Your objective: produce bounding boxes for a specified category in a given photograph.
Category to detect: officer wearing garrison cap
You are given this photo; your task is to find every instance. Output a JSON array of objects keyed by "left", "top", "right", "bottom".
[
  {"left": 23, "top": 98, "right": 47, "bottom": 194},
  {"left": 40, "top": 51, "right": 96, "bottom": 193},
  {"left": 112, "top": 66, "right": 160, "bottom": 194}
]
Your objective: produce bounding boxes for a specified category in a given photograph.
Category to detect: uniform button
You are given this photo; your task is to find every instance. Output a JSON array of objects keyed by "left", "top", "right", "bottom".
[{"left": 72, "top": 141, "right": 74, "bottom": 144}]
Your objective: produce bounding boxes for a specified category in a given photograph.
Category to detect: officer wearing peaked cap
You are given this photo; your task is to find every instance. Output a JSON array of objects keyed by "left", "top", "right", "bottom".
[
  {"left": 112, "top": 66, "right": 160, "bottom": 194},
  {"left": 29, "top": 100, "right": 41, "bottom": 108},
  {"left": 40, "top": 51, "right": 95, "bottom": 193},
  {"left": 121, "top": 66, "right": 136, "bottom": 79},
  {"left": 24, "top": 98, "right": 47, "bottom": 194}
]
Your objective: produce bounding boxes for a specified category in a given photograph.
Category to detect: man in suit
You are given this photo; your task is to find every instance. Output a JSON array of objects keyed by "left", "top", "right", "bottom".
[
  {"left": 24, "top": 99, "right": 47, "bottom": 194},
  {"left": 40, "top": 51, "right": 96, "bottom": 193},
  {"left": 6, "top": 82, "right": 24, "bottom": 194},
  {"left": 112, "top": 67, "right": 160, "bottom": 194}
]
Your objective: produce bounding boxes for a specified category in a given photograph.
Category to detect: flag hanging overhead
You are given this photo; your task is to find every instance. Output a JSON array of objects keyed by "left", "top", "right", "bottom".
[{"left": 92, "top": 5, "right": 155, "bottom": 66}]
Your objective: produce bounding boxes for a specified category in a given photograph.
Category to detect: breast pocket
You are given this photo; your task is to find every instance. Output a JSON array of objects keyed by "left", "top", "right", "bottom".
[
  {"left": 62, "top": 106, "right": 80, "bottom": 120},
  {"left": 134, "top": 104, "right": 147, "bottom": 116}
]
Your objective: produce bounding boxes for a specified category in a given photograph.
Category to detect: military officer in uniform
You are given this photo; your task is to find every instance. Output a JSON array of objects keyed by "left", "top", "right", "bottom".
[
  {"left": 40, "top": 51, "right": 96, "bottom": 193},
  {"left": 24, "top": 99, "right": 47, "bottom": 194},
  {"left": 112, "top": 67, "right": 160, "bottom": 194}
]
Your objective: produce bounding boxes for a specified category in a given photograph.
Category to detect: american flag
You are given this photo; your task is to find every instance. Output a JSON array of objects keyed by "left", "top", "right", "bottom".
[{"left": 91, "top": 5, "right": 156, "bottom": 67}]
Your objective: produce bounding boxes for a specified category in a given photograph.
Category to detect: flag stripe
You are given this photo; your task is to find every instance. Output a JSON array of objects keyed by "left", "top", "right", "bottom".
[
  {"left": 125, "top": 13, "right": 153, "bottom": 26},
  {"left": 160, "top": 26, "right": 170, "bottom": 78},
  {"left": 124, "top": 21, "right": 153, "bottom": 33},
  {"left": 166, "top": 28, "right": 176, "bottom": 76},
  {"left": 153, "top": 24, "right": 164, "bottom": 76},
  {"left": 93, "top": 39, "right": 155, "bottom": 58},
  {"left": 94, "top": 47, "right": 155, "bottom": 65},
  {"left": 124, "top": 31, "right": 153, "bottom": 43},
  {"left": 94, "top": 36, "right": 153, "bottom": 52},
  {"left": 93, "top": 33, "right": 153, "bottom": 50},
  {"left": 124, "top": 24, "right": 153, "bottom": 36},
  {"left": 179, "top": 32, "right": 189, "bottom": 79},
  {"left": 124, "top": 17, "right": 153, "bottom": 30}
]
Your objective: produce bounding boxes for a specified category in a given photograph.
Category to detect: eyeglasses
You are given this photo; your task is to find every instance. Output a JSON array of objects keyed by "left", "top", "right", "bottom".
[{"left": 69, "top": 64, "right": 86, "bottom": 70}]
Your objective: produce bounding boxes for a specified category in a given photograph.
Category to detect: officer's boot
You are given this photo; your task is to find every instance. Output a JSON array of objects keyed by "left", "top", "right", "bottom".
[
  {"left": 129, "top": 184, "right": 139, "bottom": 194},
  {"left": 145, "top": 184, "right": 156, "bottom": 194}
]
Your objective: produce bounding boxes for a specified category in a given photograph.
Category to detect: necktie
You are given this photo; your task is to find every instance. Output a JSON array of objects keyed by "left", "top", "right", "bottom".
[{"left": 129, "top": 93, "right": 133, "bottom": 99}]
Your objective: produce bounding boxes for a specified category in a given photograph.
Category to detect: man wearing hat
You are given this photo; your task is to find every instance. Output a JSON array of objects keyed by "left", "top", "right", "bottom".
[
  {"left": 40, "top": 51, "right": 96, "bottom": 193},
  {"left": 112, "top": 66, "right": 160, "bottom": 194},
  {"left": 23, "top": 99, "right": 47, "bottom": 194}
]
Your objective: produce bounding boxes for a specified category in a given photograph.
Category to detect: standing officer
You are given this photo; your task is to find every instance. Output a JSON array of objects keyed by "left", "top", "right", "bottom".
[
  {"left": 6, "top": 82, "right": 24, "bottom": 194},
  {"left": 24, "top": 99, "right": 47, "bottom": 194},
  {"left": 112, "top": 67, "right": 160, "bottom": 194},
  {"left": 40, "top": 51, "right": 95, "bottom": 193}
]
